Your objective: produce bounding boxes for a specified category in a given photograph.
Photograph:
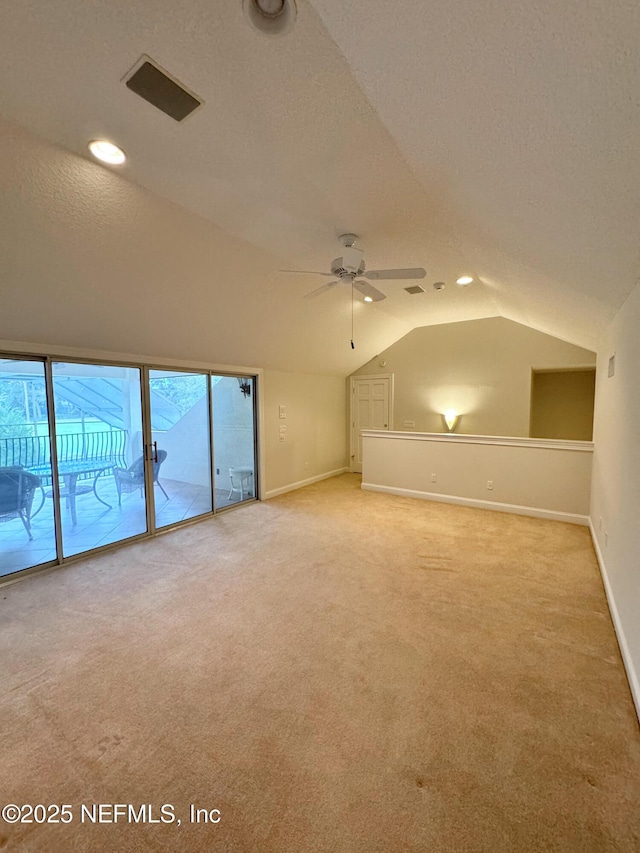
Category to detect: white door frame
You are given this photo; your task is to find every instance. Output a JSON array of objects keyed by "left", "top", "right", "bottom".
[{"left": 349, "top": 374, "right": 394, "bottom": 472}]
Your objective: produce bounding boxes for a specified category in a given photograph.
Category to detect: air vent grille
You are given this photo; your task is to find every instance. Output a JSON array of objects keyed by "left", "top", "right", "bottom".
[
  {"left": 125, "top": 57, "right": 202, "bottom": 122},
  {"left": 404, "top": 285, "right": 426, "bottom": 295}
]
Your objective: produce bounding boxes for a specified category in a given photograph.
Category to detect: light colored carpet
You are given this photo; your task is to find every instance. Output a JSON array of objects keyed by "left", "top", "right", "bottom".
[{"left": 0, "top": 473, "right": 639, "bottom": 852}]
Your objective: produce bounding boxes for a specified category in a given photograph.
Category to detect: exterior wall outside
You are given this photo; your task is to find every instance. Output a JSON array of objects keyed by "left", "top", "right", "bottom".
[
  {"left": 154, "top": 395, "right": 211, "bottom": 487},
  {"left": 352, "top": 317, "right": 596, "bottom": 438}
]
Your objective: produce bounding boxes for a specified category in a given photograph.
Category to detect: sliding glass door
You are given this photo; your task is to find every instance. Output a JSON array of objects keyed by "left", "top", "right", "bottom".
[
  {"left": 0, "top": 357, "right": 57, "bottom": 576},
  {"left": 1, "top": 353, "right": 258, "bottom": 579},
  {"left": 51, "top": 362, "right": 146, "bottom": 558},
  {"left": 212, "top": 375, "right": 257, "bottom": 508},
  {"left": 148, "top": 370, "right": 212, "bottom": 528}
]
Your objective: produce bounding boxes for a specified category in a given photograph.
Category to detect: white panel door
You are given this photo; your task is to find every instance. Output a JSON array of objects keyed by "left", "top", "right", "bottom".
[{"left": 351, "top": 376, "right": 390, "bottom": 472}]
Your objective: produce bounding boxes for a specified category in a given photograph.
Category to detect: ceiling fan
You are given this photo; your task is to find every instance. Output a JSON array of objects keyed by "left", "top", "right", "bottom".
[{"left": 282, "top": 234, "right": 426, "bottom": 302}]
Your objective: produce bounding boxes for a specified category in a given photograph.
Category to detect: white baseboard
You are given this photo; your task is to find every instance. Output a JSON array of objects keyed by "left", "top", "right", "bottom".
[
  {"left": 361, "top": 482, "right": 589, "bottom": 526},
  {"left": 264, "top": 468, "right": 350, "bottom": 500},
  {"left": 589, "top": 520, "right": 640, "bottom": 725}
]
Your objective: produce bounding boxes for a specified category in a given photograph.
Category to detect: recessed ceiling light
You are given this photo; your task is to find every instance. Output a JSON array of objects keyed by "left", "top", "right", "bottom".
[
  {"left": 456, "top": 275, "right": 473, "bottom": 286},
  {"left": 363, "top": 296, "right": 373, "bottom": 303},
  {"left": 243, "top": 0, "right": 297, "bottom": 36},
  {"left": 256, "top": 0, "right": 285, "bottom": 15},
  {"left": 88, "top": 140, "right": 126, "bottom": 165}
]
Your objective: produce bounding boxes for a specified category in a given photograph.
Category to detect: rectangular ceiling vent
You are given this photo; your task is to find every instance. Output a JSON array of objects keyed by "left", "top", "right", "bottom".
[
  {"left": 404, "top": 285, "right": 426, "bottom": 295},
  {"left": 124, "top": 56, "right": 203, "bottom": 122}
]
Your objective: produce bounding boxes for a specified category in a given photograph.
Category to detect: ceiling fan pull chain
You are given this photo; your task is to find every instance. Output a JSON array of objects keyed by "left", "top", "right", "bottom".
[{"left": 351, "top": 282, "right": 355, "bottom": 349}]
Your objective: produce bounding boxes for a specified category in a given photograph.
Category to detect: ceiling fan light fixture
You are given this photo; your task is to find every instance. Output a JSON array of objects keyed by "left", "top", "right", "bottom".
[
  {"left": 456, "top": 275, "right": 473, "bottom": 286},
  {"left": 243, "top": 0, "right": 296, "bottom": 35},
  {"left": 363, "top": 296, "right": 373, "bottom": 303}
]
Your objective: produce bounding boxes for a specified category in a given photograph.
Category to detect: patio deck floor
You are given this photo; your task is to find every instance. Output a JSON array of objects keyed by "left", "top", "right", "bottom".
[{"left": 0, "top": 476, "right": 249, "bottom": 578}]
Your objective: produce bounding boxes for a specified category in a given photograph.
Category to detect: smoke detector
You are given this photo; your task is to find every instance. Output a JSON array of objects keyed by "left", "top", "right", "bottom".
[{"left": 243, "top": 0, "right": 297, "bottom": 36}]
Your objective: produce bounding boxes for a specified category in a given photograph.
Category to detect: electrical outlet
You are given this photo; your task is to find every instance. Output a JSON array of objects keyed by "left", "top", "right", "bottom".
[
  {"left": 216, "top": 468, "right": 220, "bottom": 475},
  {"left": 487, "top": 480, "right": 494, "bottom": 490},
  {"left": 279, "top": 434, "right": 285, "bottom": 442},
  {"left": 431, "top": 473, "right": 437, "bottom": 483},
  {"left": 279, "top": 405, "right": 286, "bottom": 418}
]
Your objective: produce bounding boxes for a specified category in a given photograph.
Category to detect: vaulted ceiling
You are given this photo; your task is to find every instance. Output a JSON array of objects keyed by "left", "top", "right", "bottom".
[{"left": 0, "top": 0, "right": 638, "bottom": 374}]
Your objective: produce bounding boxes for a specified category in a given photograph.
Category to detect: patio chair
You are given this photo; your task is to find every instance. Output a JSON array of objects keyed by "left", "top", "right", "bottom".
[
  {"left": 112, "top": 450, "right": 169, "bottom": 506},
  {"left": 0, "top": 467, "right": 42, "bottom": 541}
]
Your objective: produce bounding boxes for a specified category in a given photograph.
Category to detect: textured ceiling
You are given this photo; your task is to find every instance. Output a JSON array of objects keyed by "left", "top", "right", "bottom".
[{"left": 0, "top": 0, "right": 638, "bottom": 373}]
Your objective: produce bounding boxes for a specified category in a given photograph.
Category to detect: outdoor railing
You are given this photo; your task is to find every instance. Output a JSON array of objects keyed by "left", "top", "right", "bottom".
[{"left": 0, "top": 429, "right": 127, "bottom": 474}]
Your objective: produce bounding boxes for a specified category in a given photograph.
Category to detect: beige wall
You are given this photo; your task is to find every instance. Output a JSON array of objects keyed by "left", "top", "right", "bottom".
[
  {"left": 262, "top": 370, "right": 348, "bottom": 496},
  {"left": 590, "top": 280, "right": 640, "bottom": 718},
  {"left": 352, "top": 317, "right": 596, "bottom": 437},
  {"left": 530, "top": 369, "right": 596, "bottom": 440}
]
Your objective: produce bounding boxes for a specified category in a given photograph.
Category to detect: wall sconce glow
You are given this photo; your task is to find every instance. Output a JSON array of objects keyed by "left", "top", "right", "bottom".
[
  {"left": 444, "top": 409, "right": 459, "bottom": 432},
  {"left": 88, "top": 140, "right": 126, "bottom": 165},
  {"left": 456, "top": 275, "right": 473, "bottom": 286},
  {"left": 363, "top": 296, "right": 373, "bottom": 303}
]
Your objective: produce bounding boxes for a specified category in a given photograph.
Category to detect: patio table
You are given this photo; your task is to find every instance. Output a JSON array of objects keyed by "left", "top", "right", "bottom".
[{"left": 28, "top": 460, "right": 115, "bottom": 525}]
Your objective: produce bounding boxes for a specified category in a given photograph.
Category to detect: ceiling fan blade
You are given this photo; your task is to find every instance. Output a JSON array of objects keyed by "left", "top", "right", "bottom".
[
  {"left": 304, "top": 281, "right": 340, "bottom": 299},
  {"left": 353, "top": 280, "right": 386, "bottom": 302},
  {"left": 279, "top": 269, "right": 333, "bottom": 276},
  {"left": 363, "top": 267, "right": 426, "bottom": 280}
]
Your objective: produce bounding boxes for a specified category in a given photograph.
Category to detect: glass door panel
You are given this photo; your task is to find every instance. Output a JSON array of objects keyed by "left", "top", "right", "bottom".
[
  {"left": 51, "top": 362, "right": 146, "bottom": 557},
  {"left": 0, "top": 358, "right": 57, "bottom": 576},
  {"left": 212, "top": 375, "right": 257, "bottom": 508},
  {"left": 148, "top": 370, "right": 212, "bottom": 528}
]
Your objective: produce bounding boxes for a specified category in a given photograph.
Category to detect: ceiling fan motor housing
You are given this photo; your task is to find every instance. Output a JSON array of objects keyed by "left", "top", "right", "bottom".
[{"left": 331, "top": 256, "right": 365, "bottom": 278}]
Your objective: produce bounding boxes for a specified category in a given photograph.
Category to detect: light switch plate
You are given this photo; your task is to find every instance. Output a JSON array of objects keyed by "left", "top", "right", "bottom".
[{"left": 279, "top": 405, "right": 287, "bottom": 418}]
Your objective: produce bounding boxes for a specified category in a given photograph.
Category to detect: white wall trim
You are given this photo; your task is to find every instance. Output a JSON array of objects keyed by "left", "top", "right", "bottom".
[
  {"left": 361, "top": 429, "right": 594, "bottom": 453},
  {"left": 588, "top": 520, "right": 640, "bottom": 724},
  {"left": 264, "top": 467, "right": 350, "bottom": 500},
  {"left": 361, "top": 482, "right": 590, "bottom": 525}
]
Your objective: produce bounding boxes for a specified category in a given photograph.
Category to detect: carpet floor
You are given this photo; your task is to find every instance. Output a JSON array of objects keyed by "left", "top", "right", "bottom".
[{"left": 1, "top": 473, "right": 639, "bottom": 852}]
